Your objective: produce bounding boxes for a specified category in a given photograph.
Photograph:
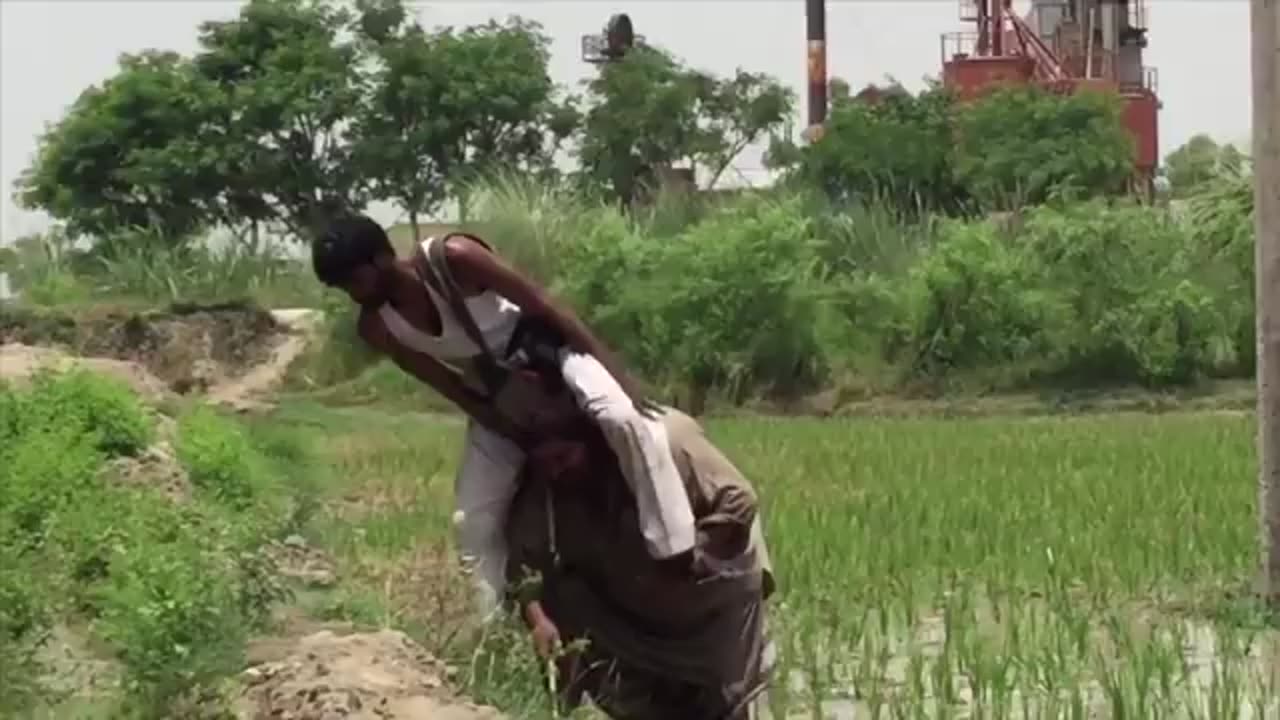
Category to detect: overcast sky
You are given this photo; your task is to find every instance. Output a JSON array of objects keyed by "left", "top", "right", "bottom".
[{"left": 0, "top": 0, "right": 1253, "bottom": 243}]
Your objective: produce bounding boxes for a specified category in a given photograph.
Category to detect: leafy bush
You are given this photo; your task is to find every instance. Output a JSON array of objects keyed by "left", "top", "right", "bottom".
[
  {"left": 0, "top": 381, "right": 23, "bottom": 451},
  {"left": 0, "top": 424, "right": 104, "bottom": 544},
  {"left": 93, "top": 494, "right": 247, "bottom": 712},
  {"left": 899, "top": 202, "right": 1226, "bottom": 387},
  {"left": 17, "top": 369, "right": 153, "bottom": 456},
  {"left": 1020, "top": 201, "right": 1223, "bottom": 385},
  {"left": 299, "top": 165, "right": 1252, "bottom": 405},
  {"left": 793, "top": 88, "right": 961, "bottom": 214},
  {"left": 0, "top": 520, "right": 51, "bottom": 716},
  {"left": 952, "top": 87, "right": 1134, "bottom": 209},
  {"left": 0, "top": 372, "right": 298, "bottom": 715},
  {"left": 1185, "top": 166, "right": 1256, "bottom": 374},
  {"left": 176, "top": 404, "right": 268, "bottom": 509},
  {"left": 560, "top": 193, "right": 832, "bottom": 400},
  {"left": 906, "top": 220, "right": 1058, "bottom": 377}
]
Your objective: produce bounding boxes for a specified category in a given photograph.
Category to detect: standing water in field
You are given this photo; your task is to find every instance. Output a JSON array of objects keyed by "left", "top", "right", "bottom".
[
  {"left": 760, "top": 610, "right": 1280, "bottom": 719},
  {"left": 726, "top": 413, "right": 1278, "bottom": 719}
]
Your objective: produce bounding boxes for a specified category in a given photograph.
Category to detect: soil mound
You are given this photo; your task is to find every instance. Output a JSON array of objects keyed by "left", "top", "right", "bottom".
[
  {"left": 0, "top": 302, "right": 279, "bottom": 395},
  {"left": 0, "top": 342, "right": 174, "bottom": 404},
  {"left": 235, "top": 629, "right": 504, "bottom": 720},
  {"left": 0, "top": 302, "right": 321, "bottom": 409}
]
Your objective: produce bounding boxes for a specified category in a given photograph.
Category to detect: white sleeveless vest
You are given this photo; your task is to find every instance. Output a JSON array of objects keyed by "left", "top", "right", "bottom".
[{"left": 377, "top": 236, "right": 522, "bottom": 362}]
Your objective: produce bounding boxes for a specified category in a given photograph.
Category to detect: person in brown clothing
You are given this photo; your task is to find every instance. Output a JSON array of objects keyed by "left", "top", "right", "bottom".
[{"left": 506, "top": 408, "right": 776, "bottom": 720}]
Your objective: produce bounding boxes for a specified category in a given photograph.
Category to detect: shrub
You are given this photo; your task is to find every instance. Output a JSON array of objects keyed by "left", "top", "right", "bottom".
[
  {"left": 1019, "top": 201, "right": 1223, "bottom": 385},
  {"left": 905, "top": 219, "right": 1059, "bottom": 378},
  {"left": 562, "top": 193, "right": 831, "bottom": 400},
  {"left": 0, "top": 522, "right": 51, "bottom": 716},
  {"left": 43, "top": 485, "right": 133, "bottom": 613},
  {"left": 19, "top": 369, "right": 152, "bottom": 457},
  {"left": 0, "top": 370, "right": 294, "bottom": 715},
  {"left": 0, "top": 425, "right": 104, "bottom": 545},
  {"left": 0, "top": 381, "right": 23, "bottom": 450},
  {"left": 794, "top": 88, "right": 961, "bottom": 214},
  {"left": 93, "top": 494, "right": 246, "bottom": 712},
  {"left": 1185, "top": 167, "right": 1255, "bottom": 374},
  {"left": 953, "top": 87, "right": 1134, "bottom": 209},
  {"left": 176, "top": 404, "right": 268, "bottom": 510},
  {"left": 294, "top": 173, "right": 1253, "bottom": 404}
]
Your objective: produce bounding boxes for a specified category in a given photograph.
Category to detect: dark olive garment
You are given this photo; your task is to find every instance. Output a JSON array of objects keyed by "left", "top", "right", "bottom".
[{"left": 505, "top": 408, "right": 775, "bottom": 720}]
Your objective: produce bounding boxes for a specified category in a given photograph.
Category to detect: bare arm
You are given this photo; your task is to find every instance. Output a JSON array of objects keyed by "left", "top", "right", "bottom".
[
  {"left": 440, "top": 235, "right": 647, "bottom": 404},
  {"left": 359, "top": 311, "right": 529, "bottom": 446}
]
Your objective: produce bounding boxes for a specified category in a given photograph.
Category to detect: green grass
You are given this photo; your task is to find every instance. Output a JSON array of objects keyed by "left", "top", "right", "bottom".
[
  {"left": 4, "top": 373, "right": 1274, "bottom": 718},
  {"left": 268, "top": 401, "right": 1277, "bottom": 718}
]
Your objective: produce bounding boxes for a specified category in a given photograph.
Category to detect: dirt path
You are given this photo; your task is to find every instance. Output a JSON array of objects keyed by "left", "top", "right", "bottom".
[{"left": 206, "top": 308, "right": 323, "bottom": 411}]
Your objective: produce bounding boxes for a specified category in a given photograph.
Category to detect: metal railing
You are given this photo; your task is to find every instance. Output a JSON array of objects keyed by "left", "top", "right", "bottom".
[
  {"left": 1118, "top": 65, "right": 1159, "bottom": 94},
  {"left": 1029, "top": 2, "right": 1072, "bottom": 43},
  {"left": 580, "top": 33, "right": 646, "bottom": 63},
  {"left": 1127, "top": 0, "right": 1148, "bottom": 30},
  {"left": 941, "top": 31, "right": 981, "bottom": 62}
]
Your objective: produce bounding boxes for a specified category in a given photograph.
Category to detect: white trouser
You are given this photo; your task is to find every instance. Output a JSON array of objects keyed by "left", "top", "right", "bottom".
[{"left": 453, "top": 349, "right": 697, "bottom": 617}]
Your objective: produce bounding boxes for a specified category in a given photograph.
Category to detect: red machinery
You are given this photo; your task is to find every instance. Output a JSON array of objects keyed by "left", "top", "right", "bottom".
[{"left": 940, "top": 0, "right": 1161, "bottom": 193}]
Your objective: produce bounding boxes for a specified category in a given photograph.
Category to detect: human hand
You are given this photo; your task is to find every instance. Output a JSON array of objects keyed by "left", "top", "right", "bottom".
[{"left": 531, "top": 615, "right": 562, "bottom": 660}]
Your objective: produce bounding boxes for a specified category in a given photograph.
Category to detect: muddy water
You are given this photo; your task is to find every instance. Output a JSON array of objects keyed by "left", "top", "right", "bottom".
[{"left": 759, "top": 616, "right": 1280, "bottom": 719}]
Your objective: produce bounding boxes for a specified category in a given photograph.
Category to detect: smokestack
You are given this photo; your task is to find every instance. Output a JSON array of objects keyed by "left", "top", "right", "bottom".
[{"left": 806, "top": 0, "right": 827, "bottom": 130}]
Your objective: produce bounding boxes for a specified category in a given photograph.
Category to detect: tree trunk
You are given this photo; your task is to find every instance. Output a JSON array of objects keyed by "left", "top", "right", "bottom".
[
  {"left": 1253, "top": 0, "right": 1280, "bottom": 602},
  {"left": 409, "top": 210, "right": 421, "bottom": 243}
]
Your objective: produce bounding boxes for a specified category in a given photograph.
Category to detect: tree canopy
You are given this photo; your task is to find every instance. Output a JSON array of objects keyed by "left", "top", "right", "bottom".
[
  {"left": 16, "top": 0, "right": 1146, "bottom": 247},
  {"left": 1163, "top": 133, "right": 1246, "bottom": 198}
]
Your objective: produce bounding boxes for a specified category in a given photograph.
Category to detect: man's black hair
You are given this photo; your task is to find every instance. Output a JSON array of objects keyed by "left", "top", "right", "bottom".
[{"left": 311, "top": 214, "right": 395, "bottom": 287}]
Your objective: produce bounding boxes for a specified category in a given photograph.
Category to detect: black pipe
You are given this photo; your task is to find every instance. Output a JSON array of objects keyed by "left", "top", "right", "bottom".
[{"left": 806, "top": 0, "right": 827, "bottom": 128}]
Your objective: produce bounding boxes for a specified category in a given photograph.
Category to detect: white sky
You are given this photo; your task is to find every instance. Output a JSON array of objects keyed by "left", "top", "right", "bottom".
[{"left": 0, "top": 1, "right": 1253, "bottom": 243}]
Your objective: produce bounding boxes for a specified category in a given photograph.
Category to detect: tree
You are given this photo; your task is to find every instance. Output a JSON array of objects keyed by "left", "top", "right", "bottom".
[
  {"left": 193, "top": 0, "right": 369, "bottom": 240},
  {"left": 578, "top": 47, "right": 699, "bottom": 206},
  {"left": 1164, "top": 133, "right": 1246, "bottom": 198},
  {"left": 692, "top": 69, "right": 794, "bottom": 190},
  {"left": 578, "top": 46, "right": 791, "bottom": 206},
  {"left": 433, "top": 19, "right": 579, "bottom": 187},
  {"left": 952, "top": 86, "right": 1134, "bottom": 209},
  {"left": 786, "top": 86, "right": 961, "bottom": 213},
  {"left": 828, "top": 77, "right": 852, "bottom": 106},
  {"left": 352, "top": 8, "right": 577, "bottom": 238},
  {"left": 16, "top": 51, "right": 221, "bottom": 246}
]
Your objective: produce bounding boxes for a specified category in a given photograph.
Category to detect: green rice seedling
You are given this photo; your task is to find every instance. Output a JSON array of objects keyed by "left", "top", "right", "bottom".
[{"left": 261, "top": 403, "right": 1275, "bottom": 718}]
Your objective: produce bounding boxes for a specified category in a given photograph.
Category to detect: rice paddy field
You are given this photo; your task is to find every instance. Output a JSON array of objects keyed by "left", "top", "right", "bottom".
[{"left": 286, "top": 404, "right": 1278, "bottom": 719}]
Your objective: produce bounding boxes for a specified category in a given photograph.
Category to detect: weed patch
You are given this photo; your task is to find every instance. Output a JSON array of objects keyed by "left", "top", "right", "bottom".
[{"left": 0, "top": 372, "right": 302, "bottom": 717}]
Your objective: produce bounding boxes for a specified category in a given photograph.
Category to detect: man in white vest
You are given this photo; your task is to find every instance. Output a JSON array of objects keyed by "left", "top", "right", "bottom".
[{"left": 311, "top": 216, "right": 697, "bottom": 616}]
